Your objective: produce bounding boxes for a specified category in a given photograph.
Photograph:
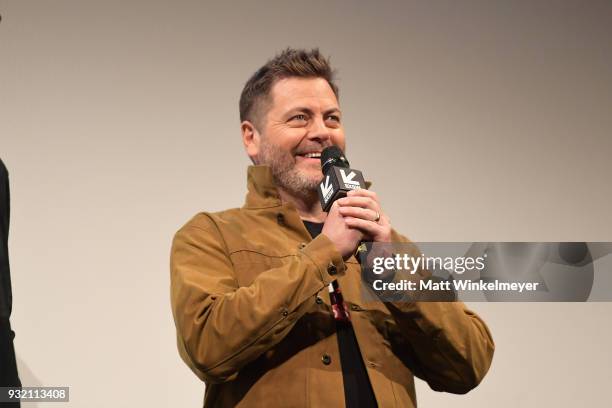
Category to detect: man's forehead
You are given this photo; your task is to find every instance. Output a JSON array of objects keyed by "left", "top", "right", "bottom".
[{"left": 269, "top": 77, "right": 339, "bottom": 111}]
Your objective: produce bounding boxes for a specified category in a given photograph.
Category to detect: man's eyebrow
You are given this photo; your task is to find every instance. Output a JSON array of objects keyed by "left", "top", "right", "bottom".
[
  {"left": 287, "top": 106, "right": 314, "bottom": 115},
  {"left": 323, "top": 107, "right": 342, "bottom": 116},
  {"left": 285, "top": 106, "right": 342, "bottom": 116},
  {"left": 286, "top": 106, "right": 342, "bottom": 115}
]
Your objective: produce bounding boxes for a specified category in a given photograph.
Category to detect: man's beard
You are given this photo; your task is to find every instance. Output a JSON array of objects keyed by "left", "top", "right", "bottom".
[{"left": 257, "top": 139, "right": 323, "bottom": 199}]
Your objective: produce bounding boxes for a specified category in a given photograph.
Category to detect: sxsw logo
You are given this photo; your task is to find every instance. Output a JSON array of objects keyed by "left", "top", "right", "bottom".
[
  {"left": 319, "top": 167, "right": 365, "bottom": 210},
  {"left": 320, "top": 175, "right": 334, "bottom": 203},
  {"left": 340, "top": 169, "right": 361, "bottom": 189}
]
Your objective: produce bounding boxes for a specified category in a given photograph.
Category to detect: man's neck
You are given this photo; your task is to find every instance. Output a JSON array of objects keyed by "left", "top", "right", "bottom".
[{"left": 277, "top": 188, "right": 326, "bottom": 223}]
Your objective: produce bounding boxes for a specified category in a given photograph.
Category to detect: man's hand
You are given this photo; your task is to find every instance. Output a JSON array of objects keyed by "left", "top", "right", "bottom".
[
  {"left": 336, "top": 189, "right": 392, "bottom": 243},
  {"left": 321, "top": 200, "right": 364, "bottom": 260}
]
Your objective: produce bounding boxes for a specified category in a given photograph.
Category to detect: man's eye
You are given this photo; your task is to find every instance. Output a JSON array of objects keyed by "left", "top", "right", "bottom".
[
  {"left": 326, "top": 115, "right": 341, "bottom": 123},
  {"left": 291, "top": 114, "right": 307, "bottom": 121}
]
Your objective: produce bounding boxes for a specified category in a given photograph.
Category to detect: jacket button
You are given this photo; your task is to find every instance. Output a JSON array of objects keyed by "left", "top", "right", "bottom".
[
  {"left": 282, "top": 309, "right": 289, "bottom": 317},
  {"left": 316, "top": 296, "right": 323, "bottom": 304},
  {"left": 321, "top": 353, "right": 331, "bottom": 365},
  {"left": 276, "top": 213, "right": 286, "bottom": 226},
  {"left": 298, "top": 242, "right": 307, "bottom": 249},
  {"left": 327, "top": 262, "right": 337, "bottom": 275}
]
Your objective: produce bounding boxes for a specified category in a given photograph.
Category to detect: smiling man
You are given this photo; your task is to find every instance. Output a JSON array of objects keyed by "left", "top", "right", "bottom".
[
  {"left": 241, "top": 73, "right": 345, "bottom": 210},
  {"left": 170, "top": 48, "right": 494, "bottom": 407}
]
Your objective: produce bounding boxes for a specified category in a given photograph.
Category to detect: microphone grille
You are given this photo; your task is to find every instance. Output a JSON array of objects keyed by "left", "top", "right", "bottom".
[{"left": 320, "top": 146, "right": 349, "bottom": 171}]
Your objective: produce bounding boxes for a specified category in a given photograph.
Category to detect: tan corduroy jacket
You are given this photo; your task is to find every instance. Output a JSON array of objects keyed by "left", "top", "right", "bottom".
[{"left": 170, "top": 165, "right": 494, "bottom": 407}]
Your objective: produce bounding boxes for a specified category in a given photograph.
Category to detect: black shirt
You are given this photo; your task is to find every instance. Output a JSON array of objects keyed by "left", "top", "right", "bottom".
[{"left": 303, "top": 221, "right": 378, "bottom": 408}]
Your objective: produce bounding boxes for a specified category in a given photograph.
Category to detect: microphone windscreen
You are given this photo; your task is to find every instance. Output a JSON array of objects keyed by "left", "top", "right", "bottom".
[{"left": 321, "top": 146, "right": 349, "bottom": 172}]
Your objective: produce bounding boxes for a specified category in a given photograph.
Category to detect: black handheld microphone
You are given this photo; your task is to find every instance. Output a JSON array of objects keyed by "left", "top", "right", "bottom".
[{"left": 318, "top": 146, "right": 367, "bottom": 212}]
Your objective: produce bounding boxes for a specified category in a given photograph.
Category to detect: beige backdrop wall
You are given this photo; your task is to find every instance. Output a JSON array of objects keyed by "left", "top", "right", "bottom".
[{"left": 1, "top": 1, "right": 611, "bottom": 407}]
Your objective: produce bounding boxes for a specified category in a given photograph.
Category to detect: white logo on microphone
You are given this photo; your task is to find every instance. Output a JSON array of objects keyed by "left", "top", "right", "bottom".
[
  {"left": 340, "top": 169, "right": 360, "bottom": 187},
  {"left": 320, "top": 175, "right": 333, "bottom": 202}
]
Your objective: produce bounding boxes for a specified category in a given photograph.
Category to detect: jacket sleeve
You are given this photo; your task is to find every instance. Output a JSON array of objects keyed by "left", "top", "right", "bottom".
[
  {"left": 170, "top": 213, "right": 344, "bottom": 384},
  {"left": 384, "top": 231, "right": 495, "bottom": 394}
]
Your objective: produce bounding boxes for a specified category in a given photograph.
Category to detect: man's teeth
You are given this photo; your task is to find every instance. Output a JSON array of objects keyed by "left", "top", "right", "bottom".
[{"left": 303, "top": 153, "right": 321, "bottom": 158}]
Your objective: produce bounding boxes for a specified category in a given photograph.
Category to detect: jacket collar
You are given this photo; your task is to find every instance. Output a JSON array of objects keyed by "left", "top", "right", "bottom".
[{"left": 244, "top": 165, "right": 282, "bottom": 209}]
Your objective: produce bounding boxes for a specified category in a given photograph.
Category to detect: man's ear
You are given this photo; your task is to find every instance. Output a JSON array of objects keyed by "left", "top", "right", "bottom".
[{"left": 241, "top": 120, "right": 261, "bottom": 163}]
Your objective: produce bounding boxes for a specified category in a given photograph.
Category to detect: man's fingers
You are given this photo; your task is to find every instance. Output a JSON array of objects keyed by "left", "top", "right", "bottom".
[
  {"left": 346, "top": 188, "right": 378, "bottom": 200},
  {"left": 343, "top": 216, "right": 383, "bottom": 236},
  {"left": 337, "top": 190, "right": 391, "bottom": 243},
  {"left": 338, "top": 206, "right": 380, "bottom": 222},
  {"left": 337, "top": 196, "right": 379, "bottom": 211}
]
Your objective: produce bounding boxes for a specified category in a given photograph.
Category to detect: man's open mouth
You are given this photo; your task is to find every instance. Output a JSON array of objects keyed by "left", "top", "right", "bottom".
[{"left": 297, "top": 152, "right": 322, "bottom": 159}]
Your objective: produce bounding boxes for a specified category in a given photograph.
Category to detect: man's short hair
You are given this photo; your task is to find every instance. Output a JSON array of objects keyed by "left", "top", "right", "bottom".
[{"left": 239, "top": 48, "right": 339, "bottom": 129}]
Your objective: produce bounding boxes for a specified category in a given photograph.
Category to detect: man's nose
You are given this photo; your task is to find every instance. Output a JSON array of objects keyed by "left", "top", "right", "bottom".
[{"left": 306, "top": 116, "right": 332, "bottom": 143}]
